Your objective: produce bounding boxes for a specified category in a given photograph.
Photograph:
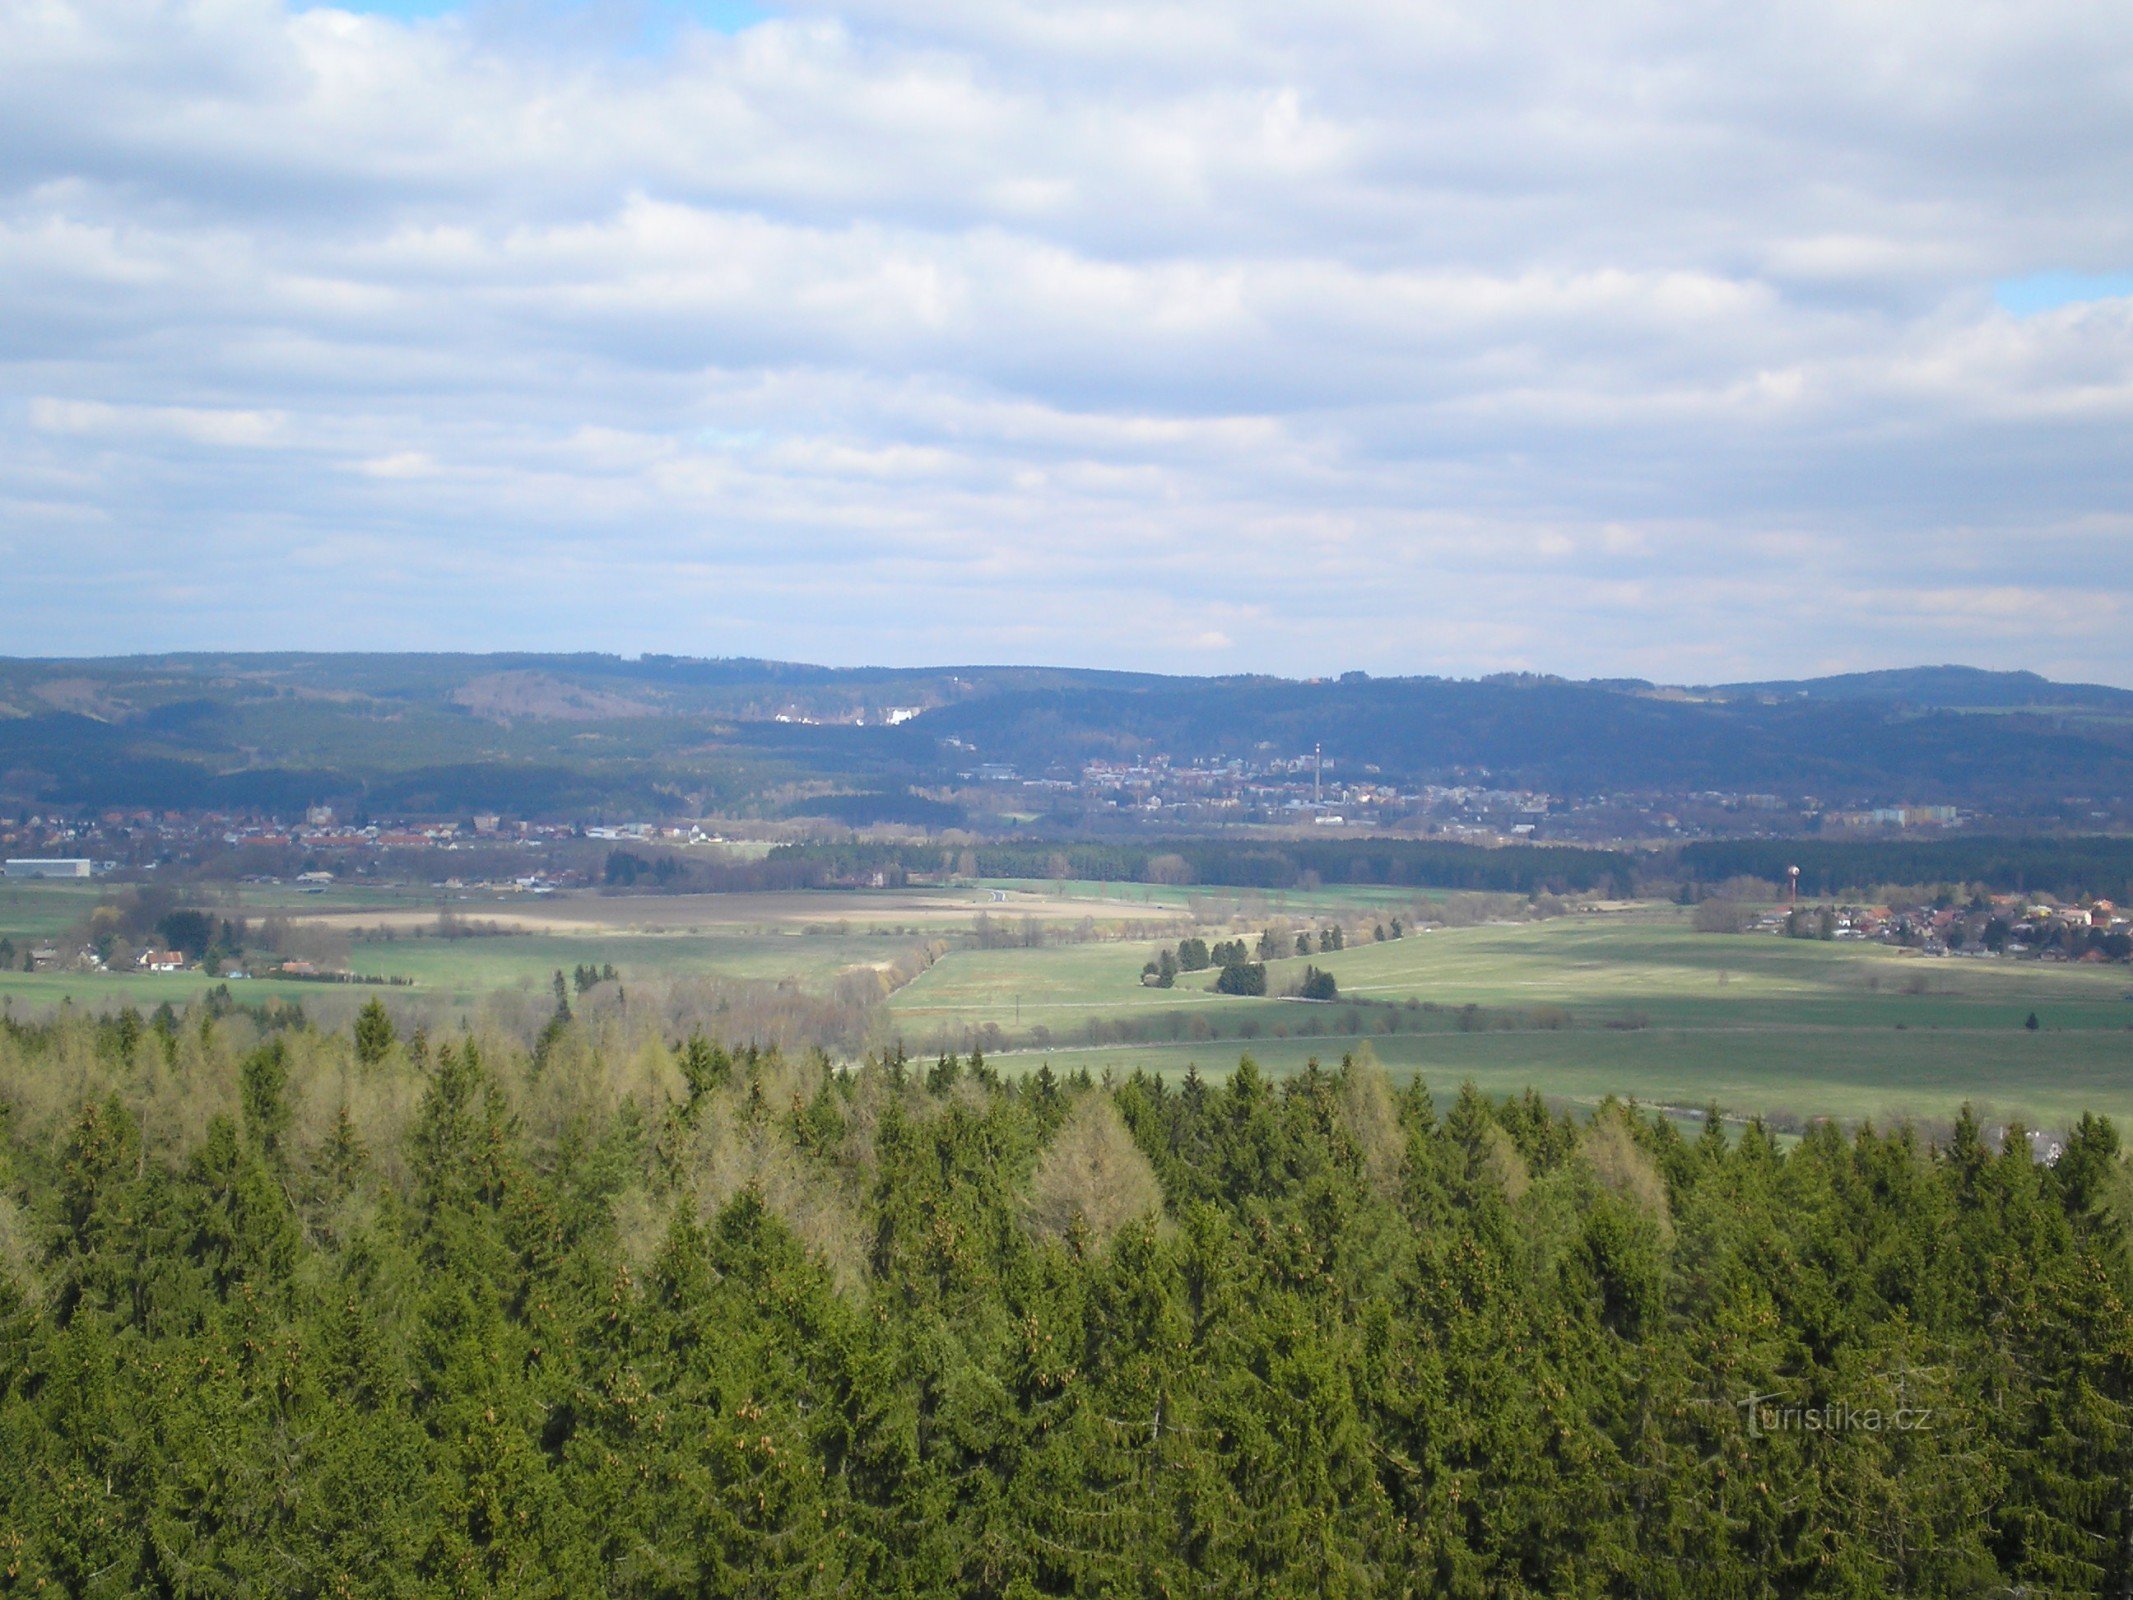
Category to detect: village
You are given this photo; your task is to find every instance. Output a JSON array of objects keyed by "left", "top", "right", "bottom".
[{"left": 1759, "top": 892, "right": 2133, "bottom": 962}]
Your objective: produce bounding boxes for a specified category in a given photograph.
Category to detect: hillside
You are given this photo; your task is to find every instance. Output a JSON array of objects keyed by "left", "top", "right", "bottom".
[{"left": 0, "top": 654, "right": 2127, "bottom": 821}]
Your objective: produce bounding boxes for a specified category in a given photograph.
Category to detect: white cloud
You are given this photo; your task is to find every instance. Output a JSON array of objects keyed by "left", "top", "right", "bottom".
[
  {"left": 0, "top": 0, "right": 2129, "bottom": 679},
  {"left": 29, "top": 397, "right": 287, "bottom": 445},
  {"left": 356, "top": 448, "right": 437, "bottom": 477}
]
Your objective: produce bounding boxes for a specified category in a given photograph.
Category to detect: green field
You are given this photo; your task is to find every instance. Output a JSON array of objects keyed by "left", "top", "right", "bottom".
[
  {"left": 893, "top": 907, "right": 2133, "bottom": 1130},
  {"left": 3, "top": 880, "right": 2128, "bottom": 1130},
  {"left": 976, "top": 877, "right": 1452, "bottom": 914},
  {"left": 341, "top": 929, "right": 907, "bottom": 1005},
  {"left": 0, "top": 879, "right": 1185, "bottom": 1013},
  {"left": 892, "top": 941, "right": 1247, "bottom": 1036},
  {"left": 1007, "top": 1028, "right": 2133, "bottom": 1133},
  {"left": 896, "top": 909, "right": 2133, "bottom": 1033}
]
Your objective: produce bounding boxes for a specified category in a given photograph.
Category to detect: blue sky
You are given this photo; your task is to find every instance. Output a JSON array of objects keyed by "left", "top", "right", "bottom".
[
  {"left": 1996, "top": 272, "right": 2133, "bottom": 316},
  {"left": 3, "top": 0, "right": 2131, "bottom": 684}
]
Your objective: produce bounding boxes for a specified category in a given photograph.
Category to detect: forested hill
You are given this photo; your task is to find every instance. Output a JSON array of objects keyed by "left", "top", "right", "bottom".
[
  {"left": 1704, "top": 664, "right": 2133, "bottom": 712},
  {"left": 0, "top": 652, "right": 2128, "bottom": 816},
  {"left": 911, "top": 671, "right": 2133, "bottom": 799},
  {"left": 1, "top": 1008, "right": 2130, "bottom": 1592}
]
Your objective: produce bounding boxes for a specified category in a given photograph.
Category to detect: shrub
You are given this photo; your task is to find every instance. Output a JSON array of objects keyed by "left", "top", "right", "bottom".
[{"left": 1692, "top": 900, "right": 1754, "bottom": 934}]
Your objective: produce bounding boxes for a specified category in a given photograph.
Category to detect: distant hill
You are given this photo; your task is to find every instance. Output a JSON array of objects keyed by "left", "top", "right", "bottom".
[
  {"left": 911, "top": 672, "right": 2133, "bottom": 804},
  {"left": 1703, "top": 664, "right": 2133, "bottom": 713},
  {"left": 0, "top": 653, "right": 2125, "bottom": 820}
]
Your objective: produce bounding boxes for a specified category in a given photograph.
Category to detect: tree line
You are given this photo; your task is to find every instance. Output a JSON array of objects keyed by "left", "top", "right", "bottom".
[
  {"left": 1674, "top": 835, "right": 2133, "bottom": 903},
  {"left": 759, "top": 833, "right": 2133, "bottom": 906}
]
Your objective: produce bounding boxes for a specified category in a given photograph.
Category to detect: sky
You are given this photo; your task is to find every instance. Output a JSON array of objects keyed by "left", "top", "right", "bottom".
[{"left": 3, "top": 0, "right": 2131, "bottom": 684}]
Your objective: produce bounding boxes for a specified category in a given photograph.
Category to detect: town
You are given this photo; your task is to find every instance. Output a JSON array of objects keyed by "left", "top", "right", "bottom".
[{"left": 0, "top": 753, "right": 1991, "bottom": 885}]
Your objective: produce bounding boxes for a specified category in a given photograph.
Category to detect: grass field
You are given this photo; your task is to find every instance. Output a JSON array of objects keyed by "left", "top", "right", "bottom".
[
  {"left": 0, "top": 879, "right": 1194, "bottom": 1013},
  {"left": 894, "top": 907, "right": 2133, "bottom": 1131},
  {"left": 977, "top": 878, "right": 1453, "bottom": 915},
  {"left": 341, "top": 930, "right": 908, "bottom": 1006},
  {"left": 894, "top": 909, "right": 2133, "bottom": 1034},
  {"left": 1279, "top": 912, "right": 2133, "bottom": 1031},
  {"left": 1004, "top": 1028, "right": 2133, "bottom": 1133},
  {"left": 3, "top": 880, "right": 2127, "bottom": 1131},
  {"left": 892, "top": 941, "right": 1254, "bottom": 1037}
]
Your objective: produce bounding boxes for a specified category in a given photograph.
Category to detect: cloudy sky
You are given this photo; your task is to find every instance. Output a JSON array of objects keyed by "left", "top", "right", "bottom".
[{"left": 4, "top": 0, "right": 2131, "bottom": 682}]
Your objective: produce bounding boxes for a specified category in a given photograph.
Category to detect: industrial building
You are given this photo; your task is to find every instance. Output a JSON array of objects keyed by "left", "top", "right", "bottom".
[{"left": 4, "top": 858, "right": 93, "bottom": 879}]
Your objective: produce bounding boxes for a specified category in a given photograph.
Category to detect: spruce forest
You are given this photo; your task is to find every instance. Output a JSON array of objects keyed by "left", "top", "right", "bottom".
[{"left": 2, "top": 998, "right": 2131, "bottom": 1597}]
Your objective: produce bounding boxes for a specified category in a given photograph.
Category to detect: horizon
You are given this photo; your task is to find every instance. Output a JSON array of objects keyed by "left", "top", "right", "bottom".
[{"left": 0, "top": 649, "right": 2128, "bottom": 696}]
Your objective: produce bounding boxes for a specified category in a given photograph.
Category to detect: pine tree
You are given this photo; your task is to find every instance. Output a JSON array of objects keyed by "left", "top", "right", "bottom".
[{"left": 354, "top": 996, "right": 396, "bottom": 1065}]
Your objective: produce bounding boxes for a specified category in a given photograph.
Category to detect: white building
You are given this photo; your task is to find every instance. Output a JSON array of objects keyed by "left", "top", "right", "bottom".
[{"left": 4, "top": 858, "right": 92, "bottom": 879}]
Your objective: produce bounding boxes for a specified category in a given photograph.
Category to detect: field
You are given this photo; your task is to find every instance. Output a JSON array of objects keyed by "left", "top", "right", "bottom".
[
  {"left": 0, "top": 880, "right": 1198, "bottom": 1014},
  {"left": 3, "top": 878, "right": 2128, "bottom": 1130},
  {"left": 1012, "top": 1028, "right": 2133, "bottom": 1135},
  {"left": 884, "top": 905, "right": 2133, "bottom": 1128}
]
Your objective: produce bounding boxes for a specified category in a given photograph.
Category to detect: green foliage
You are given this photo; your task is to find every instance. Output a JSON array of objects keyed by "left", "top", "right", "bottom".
[
  {"left": 1214, "top": 960, "right": 1266, "bottom": 997},
  {"left": 571, "top": 961, "right": 619, "bottom": 993},
  {"left": 354, "top": 995, "right": 396, "bottom": 1065},
  {"left": 239, "top": 1037, "right": 291, "bottom": 1156},
  {"left": 1, "top": 1006, "right": 2131, "bottom": 1595},
  {"left": 155, "top": 907, "right": 218, "bottom": 959}
]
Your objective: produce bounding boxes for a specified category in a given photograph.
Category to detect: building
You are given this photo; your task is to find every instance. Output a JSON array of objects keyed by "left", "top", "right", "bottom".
[{"left": 4, "top": 858, "right": 93, "bottom": 879}]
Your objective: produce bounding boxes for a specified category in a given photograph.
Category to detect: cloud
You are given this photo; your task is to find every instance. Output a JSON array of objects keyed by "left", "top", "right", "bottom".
[
  {"left": 356, "top": 448, "right": 437, "bottom": 477},
  {"left": 0, "top": 0, "right": 2129, "bottom": 681},
  {"left": 29, "top": 397, "right": 288, "bottom": 446}
]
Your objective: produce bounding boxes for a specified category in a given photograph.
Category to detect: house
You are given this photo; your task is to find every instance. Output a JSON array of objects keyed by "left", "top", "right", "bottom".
[{"left": 138, "top": 950, "right": 186, "bottom": 973}]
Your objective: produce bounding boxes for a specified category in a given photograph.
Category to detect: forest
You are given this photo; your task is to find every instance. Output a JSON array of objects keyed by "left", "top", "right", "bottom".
[{"left": 2, "top": 999, "right": 2131, "bottom": 1596}]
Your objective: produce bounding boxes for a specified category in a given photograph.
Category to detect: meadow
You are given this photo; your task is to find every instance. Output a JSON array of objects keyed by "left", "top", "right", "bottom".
[
  {"left": 893, "top": 903, "right": 2133, "bottom": 1131},
  {"left": 2, "top": 877, "right": 2127, "bottom": 1130}
]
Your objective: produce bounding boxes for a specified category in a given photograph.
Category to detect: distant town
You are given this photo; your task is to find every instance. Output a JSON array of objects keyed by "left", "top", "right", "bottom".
[{"left": 0, "top": 745, "right": 1993, "bottom": 885}]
